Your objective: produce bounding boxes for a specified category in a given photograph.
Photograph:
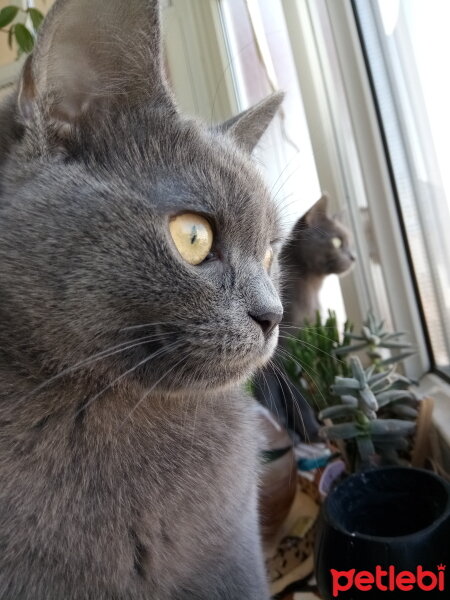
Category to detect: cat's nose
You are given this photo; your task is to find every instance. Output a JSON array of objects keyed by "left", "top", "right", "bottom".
[{"left": 249, "top": 310, "right": 283, "bottom": 337}]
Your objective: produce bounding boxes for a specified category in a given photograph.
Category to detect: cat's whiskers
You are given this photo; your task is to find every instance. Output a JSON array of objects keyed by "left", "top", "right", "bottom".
[
  {"left": 277, "top": 333, "right": 347, "bottom": 365},
  {"left": 266, "top": 359, "right": 305, "bottom": 483},
  {"left": 20, "top": 332, "right": 174, "bottom": 403},
  {"left": 119, "top": 352, "right": 189, "bottom": 429},
  {"left": 268, "top": 358, "right": 310, "bottom": 444},
  {"left": 279, "top": 323, "right": 353, "bottom": 352},
  {"left": 74, "top": 340, "right": 182, "bottom": 420},
  {"left": 120, "top": 321, "right": 174, "bottom": 332},
  {"left": 275, "top": 346, "right": 329, "bottom": 411},
  {"left": 258, "top": 366, "right": 281, "bottom": 424},
  {"left": 269, "top": 152, "right": 301, "bottom": 199}
]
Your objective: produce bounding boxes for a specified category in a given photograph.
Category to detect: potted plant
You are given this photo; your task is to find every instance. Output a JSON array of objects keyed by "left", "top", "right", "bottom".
[
  {"left": 281, "top": 314, "right": 449, "bottom": 598},
  {"left": 283, "top": 311, "right": 425, "bottom": 470},
  {"left": 315, "top": 465, "right": 450, "bottom": 599}
]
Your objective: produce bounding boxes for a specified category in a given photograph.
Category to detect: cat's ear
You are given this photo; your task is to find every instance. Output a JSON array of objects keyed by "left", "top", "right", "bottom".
[
  {"left": 304, "top": 194, "right": 330, "bottom": 227},
  {"left": 18, "top": 0, "right": 172, "bottom": 133},
  {"left": 219, "top": 92, "right": 284, "bottom": 153}
]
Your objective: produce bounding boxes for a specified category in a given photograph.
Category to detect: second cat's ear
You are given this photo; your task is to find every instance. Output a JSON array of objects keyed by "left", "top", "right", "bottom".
[
  {"left": 18, "top": 0, "right": 172, "bottom": 135},
  {"left": 219, "top": 92, "right": 284, "bottom": 153},
  {"left": 304, "top": 194, "right": 330, "bottom": 227}
]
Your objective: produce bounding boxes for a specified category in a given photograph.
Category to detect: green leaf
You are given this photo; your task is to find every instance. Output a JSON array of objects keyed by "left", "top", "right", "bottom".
[
  {"left": 390, "top": 404, "right": 418, "bottom": 419},
  {"left": 377, "top": 351, "right": 416, "bottom": 367},
  {"left": 333, "top": 376, "right": 361, "bottom": 389},
  {"left": 379, "top": 341, "right": 413, "bottom": 349},
  {"left": 368, "top": 368, "right": 394, "bottom": 387},
  {"left": 360, "top": 387, "right": 378, "bottom": 412},
  {"left": 334, "top": 342, "right": 368, "bottom": 355},
  {"left": 0, "top": 6, "right": 19, "bottom": 29},
  {"left": 319, "top": 405, "right": 360, "bottom": 420},
  {"left": 376, "top": 390, "right": 417, "bottom": 407},
  {"left": 341, "top": 395, "right": 358, "bottom": 406},
  {"left": 350, "top": 356, "right": 366, "bottom": 386},
  {"left": 260, "top": 447, "right": 292, "bottom": 463},
  {"left": 369, "top": 419, "right": 416, "bottom": 436},
  {"left": 14, "top": 23, "right": 34, "bottom": 54},
  {"left": 355, "top": 436, "right": 376, "bottom": 465},
  {"left": 27, "top": 7, "right": 44, "bottom": 31},
  {"left": 321, "top": 422, "right": 364, "bottom": 440}
]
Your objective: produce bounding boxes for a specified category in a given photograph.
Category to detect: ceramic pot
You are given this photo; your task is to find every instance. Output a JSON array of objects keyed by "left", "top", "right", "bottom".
[{"left": 315, "top": 467, "right": 450, "bottom": 599}]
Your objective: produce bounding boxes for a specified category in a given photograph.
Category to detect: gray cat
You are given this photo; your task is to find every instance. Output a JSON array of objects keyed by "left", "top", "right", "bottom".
[
  {"left": 0, "top": 1, "right": 284, "bottom": 598},
  {"left": 280, "top": 194, "right": 355, "bottom": 336}
]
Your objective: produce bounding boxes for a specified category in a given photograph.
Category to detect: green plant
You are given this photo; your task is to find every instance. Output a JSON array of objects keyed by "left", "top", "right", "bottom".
[
  {"left": 282, "top": 310, "right": 420, "bottom": 472},
  {"left": 0, "top": 3, "right": 44, "bottom": 56},
  {"left": 334, "top": 311, "right": 416, "bottom": 368},
  {"left": 319, "top": 356, "right": 418, "bottom": 471},
  {"left": 283, "top": 310, "right": 353, "bottom": 410}
]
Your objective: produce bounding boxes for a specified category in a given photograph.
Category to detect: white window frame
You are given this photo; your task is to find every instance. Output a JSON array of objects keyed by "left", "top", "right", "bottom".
[{"left": 162, "top": 0, "right": 237, "bottom": 122}]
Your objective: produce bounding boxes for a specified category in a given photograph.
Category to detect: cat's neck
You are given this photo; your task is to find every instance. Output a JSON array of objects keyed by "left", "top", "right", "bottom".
[{"left": 282, "top": 273, "right": 324, "bottom": 323}]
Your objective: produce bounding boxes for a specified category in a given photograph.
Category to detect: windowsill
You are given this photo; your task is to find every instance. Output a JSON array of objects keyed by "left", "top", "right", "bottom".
[{"left": 419, "top": 373, "right": 450, "bottom": 470}]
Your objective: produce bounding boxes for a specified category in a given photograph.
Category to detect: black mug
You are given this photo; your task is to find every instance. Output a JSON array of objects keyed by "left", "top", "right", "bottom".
[{"left": 315, "top": 467, "right": 450, "bottom": 599}]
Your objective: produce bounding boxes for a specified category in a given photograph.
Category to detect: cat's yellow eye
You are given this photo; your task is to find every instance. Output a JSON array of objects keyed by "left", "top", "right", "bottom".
[
  {"left": 263, "top": 246, "right": 273, "bottom": 271},
  {"left": 331, "top": 237, "right": 342, "bottom": 249},
  {"left": 169, "top": 213, "right": 213, "bottom": 265}
]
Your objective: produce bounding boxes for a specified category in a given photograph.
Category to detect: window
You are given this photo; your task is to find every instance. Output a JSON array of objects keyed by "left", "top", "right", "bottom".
[
  {"left": 354, "top": 0, "right": 450, "bottom": 378},
  {"left": 218, "top": 0, "right": 347, "bottom": 323}
]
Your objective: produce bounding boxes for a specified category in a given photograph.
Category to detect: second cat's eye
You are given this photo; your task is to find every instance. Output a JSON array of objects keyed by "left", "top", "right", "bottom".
[
  {"left": 331, "top": 236, "right": 342, "bottom": 249},
  {"left": 169, "top": 213, "right": 213, "bottom": 265},
  {"left": 263, "top": 246, "right": 273, "bottom": 271}
]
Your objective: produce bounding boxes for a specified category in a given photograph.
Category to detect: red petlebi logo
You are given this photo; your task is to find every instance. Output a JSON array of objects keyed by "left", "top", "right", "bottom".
[{"left": 331, "top": 564, "right": 446, "bottom": 596}]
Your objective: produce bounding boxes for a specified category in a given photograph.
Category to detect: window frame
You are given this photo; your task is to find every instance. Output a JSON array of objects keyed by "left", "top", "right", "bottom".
[
  {"left": 280, "top": 0, "right": 433, "bottom": 378},
  {"left": 351, "top": 0, "right": 450, "bottom": 383}
]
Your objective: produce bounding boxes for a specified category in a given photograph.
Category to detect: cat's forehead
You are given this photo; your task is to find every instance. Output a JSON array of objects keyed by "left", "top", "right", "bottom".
[{"left": 115, "top": 116, "right": 279, "bottom": 242}]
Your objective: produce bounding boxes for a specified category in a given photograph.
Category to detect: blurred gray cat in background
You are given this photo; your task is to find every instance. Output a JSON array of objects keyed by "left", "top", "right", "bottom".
[
  {"left": 0, "top": 1, "right": 284, "bottom": 598},
  {"left": 280, "top": 194, "right": 355, "bottom": 337},
  {"left": 253, "top": 195, "right": 355, "bottom": 439}
]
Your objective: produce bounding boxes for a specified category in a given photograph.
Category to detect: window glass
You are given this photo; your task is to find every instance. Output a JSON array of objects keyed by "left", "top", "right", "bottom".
[{"left": 354, "top": 0, "right": 450, "bottom": 376}]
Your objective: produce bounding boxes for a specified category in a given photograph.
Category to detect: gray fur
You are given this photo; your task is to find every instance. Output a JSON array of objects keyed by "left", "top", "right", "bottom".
[
  {"left": 280, "top": 194, "right": 355, "bottom": 334},
  {"left": 0, "top": 1, "right": 284, "bottom": 598}
]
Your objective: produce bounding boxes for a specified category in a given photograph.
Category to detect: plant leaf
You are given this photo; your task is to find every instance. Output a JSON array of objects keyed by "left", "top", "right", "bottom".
[
  {"left": 27, "top": 7, "right": 44, "bottom": 31},
  {"left": 369, "top": 419, "right": 416, "bottom": 436},
  {"left": 341, "top": 395, "right": 358, "bottom": 406},
  {"left": 333, "top": 377, "right": 361, "bottom": 389},
  {"left": 319, "top": 405, "right": 360, "bottom": 420},
  {"left": 334, "top": 342, "right": 368, "bottom": 355},
  {"left": 376, "top": 390, "right": 417, "bottom": 407},
  {"left": 320, "top": 422, "right": 364, "bottom": 440},
  {"left": 0, "top": 6, "right": 19, "bottom": 29},
  {"left": 379, "top": 341, "right": 413, "bottom": 349},
  {"left": 377, "top": 351, "right": 416, "bottom": 366},
  {"left": 368, "top": 368, "right": 395, "bottom": 387},
  {"left": 14, "top": 23, "right": 34, "bottom": 54},
  {"left": 260, "top": 447, "right": 292, "bottom": 463},
  {"left": 360, "top": 387, "right": 378, "bottom": 412},
  {"left": 390, "top": 404, "right": 418, "bottom": 419}
]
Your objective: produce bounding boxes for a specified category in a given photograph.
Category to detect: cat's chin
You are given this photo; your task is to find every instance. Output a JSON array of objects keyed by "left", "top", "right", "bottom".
[{"left": 140, "top": 341, "right": 278, "bottom": 397}]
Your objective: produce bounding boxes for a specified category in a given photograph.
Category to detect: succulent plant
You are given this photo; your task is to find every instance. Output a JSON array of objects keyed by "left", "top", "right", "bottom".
[
  {"left": 319, "top": 356, "right": 419, "bottom": 470},
  {"left": 334, "top": 311, "right": 416, "bottom": 368}
]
